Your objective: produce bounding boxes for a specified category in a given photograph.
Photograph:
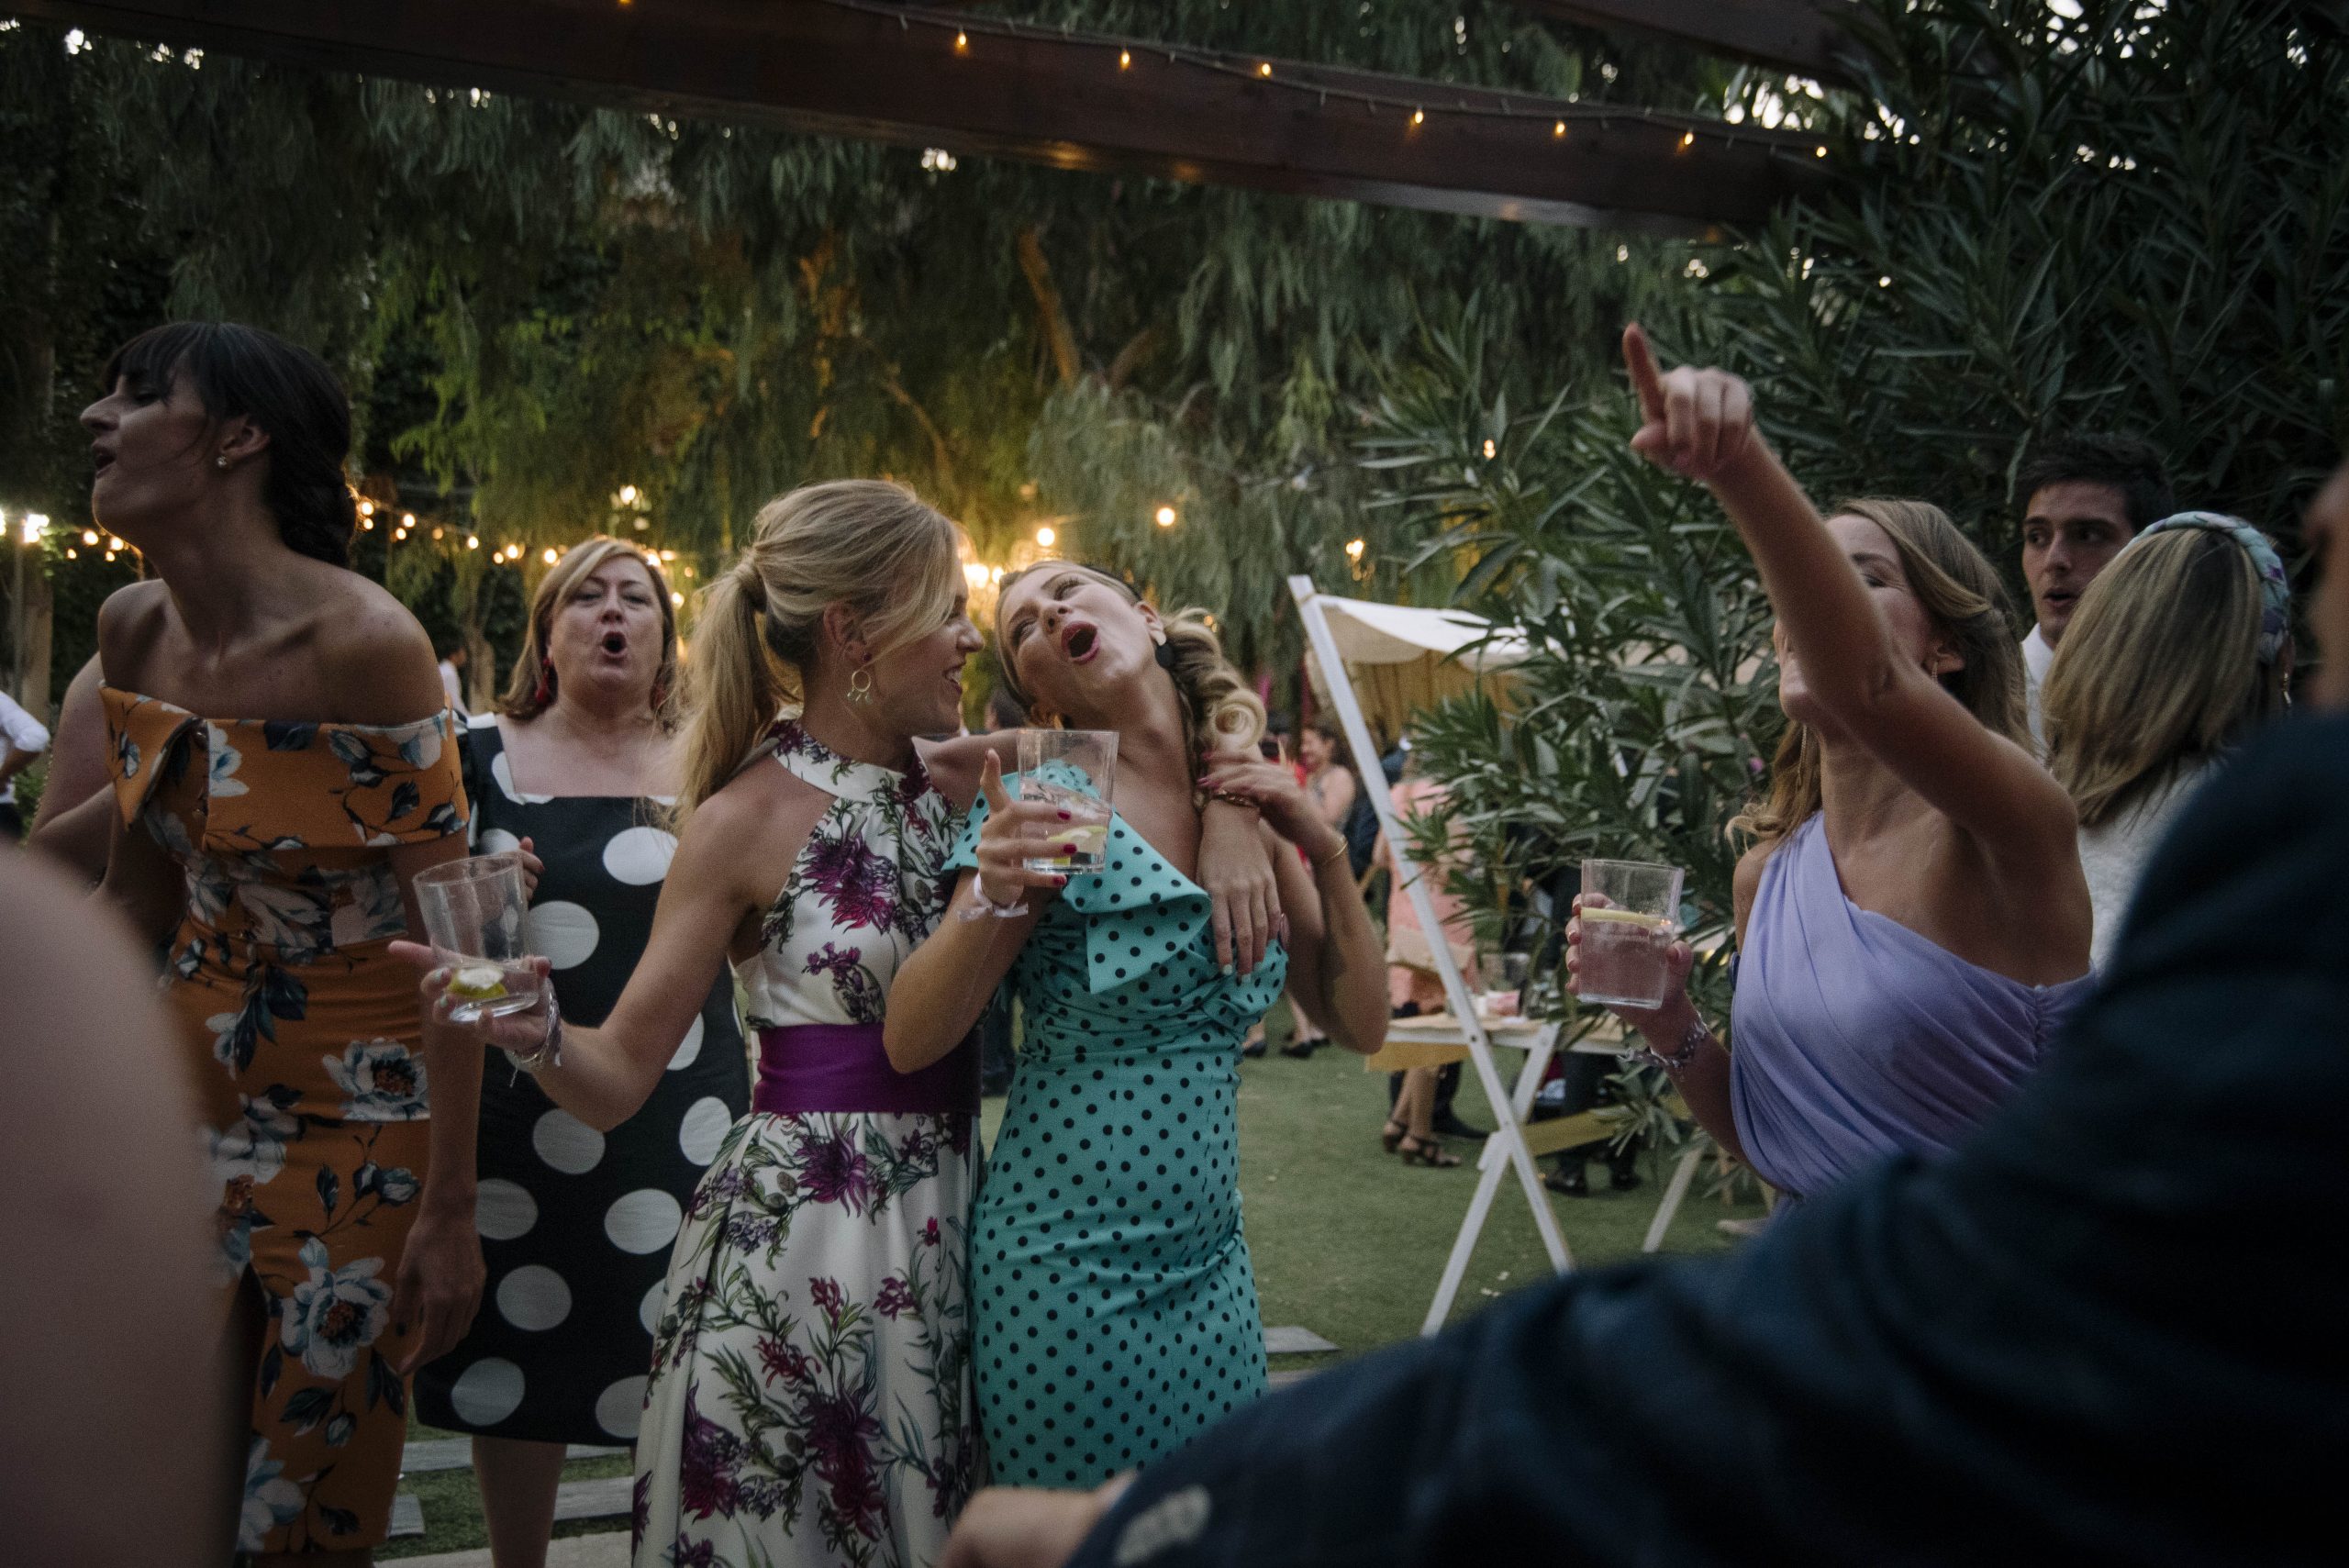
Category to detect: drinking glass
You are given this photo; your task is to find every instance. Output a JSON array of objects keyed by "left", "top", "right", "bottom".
[
  {"left": 1577, "top": 858, "right": 1686, "bottom": 1008},
  {"left": 413, "top": 852, "right": 547, "bottom": 1024},
  {"left": 1017, "top": 728, "right": 1119, "bottom": 874}
]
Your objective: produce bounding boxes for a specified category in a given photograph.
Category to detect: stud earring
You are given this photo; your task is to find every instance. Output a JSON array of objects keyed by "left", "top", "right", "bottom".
[{"left": 216, "top": 455, "right": 229, "bottom": 470}]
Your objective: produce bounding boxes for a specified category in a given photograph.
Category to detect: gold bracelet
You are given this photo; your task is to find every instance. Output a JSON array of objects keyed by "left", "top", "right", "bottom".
[{"left": 1310, "top": 839, "right": 1351, "bottom": 871}]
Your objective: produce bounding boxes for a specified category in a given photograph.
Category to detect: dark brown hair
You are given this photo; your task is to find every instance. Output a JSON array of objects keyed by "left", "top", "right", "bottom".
[{"left": 102, "top": 322, "right": 356, "bottom": 568}]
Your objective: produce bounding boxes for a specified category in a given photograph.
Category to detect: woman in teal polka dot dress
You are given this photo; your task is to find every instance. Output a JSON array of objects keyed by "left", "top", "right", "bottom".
[{"left": 887, "top": 563, "right": 1392, "bottom": 1488}]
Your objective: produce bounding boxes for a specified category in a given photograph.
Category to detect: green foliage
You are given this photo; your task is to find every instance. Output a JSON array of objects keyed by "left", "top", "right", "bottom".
[{"left": 1711, "top": 0, "right": 2349, "bottom": 570}]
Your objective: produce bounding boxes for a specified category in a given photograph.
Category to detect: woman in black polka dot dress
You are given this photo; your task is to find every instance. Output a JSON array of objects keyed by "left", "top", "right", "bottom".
[
  {"left": 415, "top": 540, "right": 746, "bottom": 1561},
  {"left": 888, "top": 563, "right": 1392, "bottom": 1489}
]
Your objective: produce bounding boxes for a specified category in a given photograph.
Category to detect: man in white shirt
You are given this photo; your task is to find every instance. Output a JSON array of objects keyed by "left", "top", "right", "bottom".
[
  {"left": 0, "top": 689, "right": 51, "bottom": 841},
  {"left": 2014, "top": 435, "right": 2176, "bottom": 744},
  {"left": 436, "top": 639, "right": 471, "bottom": 717}
]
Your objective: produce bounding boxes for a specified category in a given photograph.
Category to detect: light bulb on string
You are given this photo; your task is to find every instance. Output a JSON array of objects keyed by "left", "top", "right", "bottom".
[
  {"left": 1154, "top": 506, "right": 1178, "bottom": 528},
  {"left": 954, "top": 30, "right": 967, "bottom": 51},
  {"left": 1257, "top": 62, "right": 1272, "bottom": 77},
  {"left": 1410, "top": 108, "right": 1425, "bottom": 126},
  {"left": 1482, "top": 439, "right": 1497, "bottom": 459},
  {"left": 1344, "top": 538, "right": 1365, "bottom": 561},
  {"left": 1553, "top": 120, "right": 1566, "bottom": 138},
  {"left": 82, "top": 528, "right": 98, "bottom": 546},
  {"left": 1119, "top": 49, "right": 1130, "bottom": 69},
  {"left": 108, "top": 537, "right": 125, "bottom": 551},
  {"left": 1036, "top": 525, "right": 1057, "bottom": 548},
  {"left": 542, "top": 548, "right": 559, "bottom": 565}
]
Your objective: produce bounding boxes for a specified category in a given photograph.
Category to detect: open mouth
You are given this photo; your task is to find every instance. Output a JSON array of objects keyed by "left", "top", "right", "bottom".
[
  {"left": 600, "top": 632, "right": 629, "bottom": 657},
  {"left": 1062, "top": 623, "right": 1098, "bottom": 662},
  {"left": 92, "top": 448, "right": 116, "bottom": 477}
]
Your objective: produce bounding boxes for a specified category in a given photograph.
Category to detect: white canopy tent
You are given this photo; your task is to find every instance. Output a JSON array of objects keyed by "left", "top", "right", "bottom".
[{"left": 1300, "top": 594, "right": 1533, "bottom": 757}]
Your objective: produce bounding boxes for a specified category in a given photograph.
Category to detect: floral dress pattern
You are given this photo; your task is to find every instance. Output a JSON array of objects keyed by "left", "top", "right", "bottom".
[
  {"left": 632, "top": 719, "right": 979, "bottom": 1568},
  {"left": 102, "top": 687, "right": 468, "bottom": 1554}
]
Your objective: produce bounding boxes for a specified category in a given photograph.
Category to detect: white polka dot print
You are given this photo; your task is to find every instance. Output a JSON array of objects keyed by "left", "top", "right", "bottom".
[
  {"left": 474, "top": 1178, "right": 538, "bottom": 1240},
  {"left": 665, "top": 1014, "right": 706, "bottom": 1072},
  {"left": 448, "top": 1358, "right": 526, "bottom": 1427},
  {"left": 604, "top": 1189, "right": 684, "bottom": 1254},
  {"left": 639, "top": 1279, "right": 668, "bottom": 1335},
  {"left": 531, "top": 1108, "right": 605, "bottom": 1175},
  {"left": 595, "top": 1374, "right": 650, "bottom": 1440},
  {"left": 489, "top": 750, "right": 552, "bottom": 805},
  {"left": 526, "top": 900, "right": 601, "bottom": 969},
  {"left": 496, "top": 1265, "right": 573, "bottom": 1331},
  {"left": 477, "top": 828, "right": 522, "bottom": 857},
  {"left": 677, "top": 1096, "right": 733, "bottom": 1166},
  {"left": 601, "top": 825, "right": 679, "bottom": 885}
]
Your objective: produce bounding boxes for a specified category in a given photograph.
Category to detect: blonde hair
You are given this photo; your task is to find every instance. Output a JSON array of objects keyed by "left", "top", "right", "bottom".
[
  {"left": 1732, "top": 497, "right": 2026, "bottom": 846},
  {"left": 675, "top": 480, "right": 962, "bottom": 818},
  {"left": 499, "top": 537, "right": 678, "bottom": 724},
  {"left": 995, "top": 562, "right": 1265, "bottom": 765},
  {"left": 2043, "top": 526, "right": 2281, "bottom": 828}
]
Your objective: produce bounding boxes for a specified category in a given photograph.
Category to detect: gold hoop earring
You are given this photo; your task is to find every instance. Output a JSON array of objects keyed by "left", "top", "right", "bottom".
[{"left": 846, "top": 666, "right": 874, "bottom": 706}]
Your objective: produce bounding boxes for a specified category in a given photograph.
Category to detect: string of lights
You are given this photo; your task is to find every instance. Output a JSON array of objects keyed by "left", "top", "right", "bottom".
[{"left": 821, "top": 0, "right": 1830, "bottom": 161}]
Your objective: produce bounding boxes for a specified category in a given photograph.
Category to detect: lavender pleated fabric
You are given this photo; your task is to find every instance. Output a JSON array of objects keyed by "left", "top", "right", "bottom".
[{"left": 1730, "top": 814, "right": 2095, "bottom": 1200}]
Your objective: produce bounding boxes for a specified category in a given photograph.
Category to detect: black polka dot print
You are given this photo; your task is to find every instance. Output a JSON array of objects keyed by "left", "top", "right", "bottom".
[
  {"left": 415, "top": 718, "right": 748, "bottom": 1445},
  {"left": 948, "top": 786, "right": 1285, "bottom": 1486}
]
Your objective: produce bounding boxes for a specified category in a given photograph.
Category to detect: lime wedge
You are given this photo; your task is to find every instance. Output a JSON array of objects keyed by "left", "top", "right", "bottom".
[{"left": 448, "top": 963, "right": 510, "bottom": 1001}]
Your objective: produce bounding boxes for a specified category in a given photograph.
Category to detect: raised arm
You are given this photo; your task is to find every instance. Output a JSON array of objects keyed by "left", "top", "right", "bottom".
[
  {"left": 1198, "top": 758, "right": 1387, "bottom": 1056},
  {"left": 1622, "top": 325, "right": 2076, "bottom": 880},
  {"left": 885, "top": 752, "right": 1065, "bottom": 1073}
]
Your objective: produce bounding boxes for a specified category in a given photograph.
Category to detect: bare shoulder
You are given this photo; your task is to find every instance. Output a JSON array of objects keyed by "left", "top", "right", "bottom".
[
  {"left": 94, "top": 580, "right": 172, "bottom": 683},
  {"left": 309, "top": 570, "right": 441, "bottom": 724},
  {"left": 683, "top": 756, "right": 832, "bottom": 906}
]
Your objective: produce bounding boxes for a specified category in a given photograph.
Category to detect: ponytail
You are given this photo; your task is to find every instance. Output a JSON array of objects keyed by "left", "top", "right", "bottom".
[{"left": 674, "top": 480, "right": 962, "bottom": 821}]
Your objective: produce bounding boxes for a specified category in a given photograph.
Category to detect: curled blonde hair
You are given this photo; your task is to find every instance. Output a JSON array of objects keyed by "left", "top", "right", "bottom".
[
  {"left": 2043, "top": 526, "right": 2282, "bottom": 828},
  {"left": 676, "top": 480, "right": 962, "bottom": 818},
  {"left": 995, "top": 562, "right": 1265, "bottom": 764},
  {"left": 499, "top": 536, "right": 678, "bottom": 724},
  {"left": 1732, "top": 497, "right": 2026, "bottom": 846}
]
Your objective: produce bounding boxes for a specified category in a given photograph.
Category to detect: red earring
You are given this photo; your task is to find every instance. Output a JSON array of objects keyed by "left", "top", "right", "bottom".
[{"left": 533, "top": 660, "right": 555, "bottom": 706}]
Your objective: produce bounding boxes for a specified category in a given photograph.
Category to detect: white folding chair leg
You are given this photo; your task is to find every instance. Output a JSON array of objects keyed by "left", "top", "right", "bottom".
[{"left": 1642, "top": 1145, "right": 1707, "bottom": 1253}]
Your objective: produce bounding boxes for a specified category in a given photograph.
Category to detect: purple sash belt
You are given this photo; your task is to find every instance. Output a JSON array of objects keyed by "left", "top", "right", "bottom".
[{"left": 752, "top": 1022, "right": 976, "bottom": 1118}]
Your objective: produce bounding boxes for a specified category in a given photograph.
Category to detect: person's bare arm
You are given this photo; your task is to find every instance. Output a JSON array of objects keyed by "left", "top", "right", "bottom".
[
  {"left": 28, "top": 655, "right": 110, "bottom": 880},
  {"left": 1623, "top": 325, "right": 2078, "bottom": 888},
  {"left": 1200, "top": 760, "right": 1387, "bottom": 1056},
  {"left": 886, "top": 753, "right": 1063, "bottom": 1073},
  {"left": 404, "top": 778, "right": 818, "bottom": 1130}
]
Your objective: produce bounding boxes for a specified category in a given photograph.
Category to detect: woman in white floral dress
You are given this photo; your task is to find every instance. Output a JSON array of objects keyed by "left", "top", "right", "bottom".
[{"left": 412, "top": 481, "right": 986, "bottom": 1568}]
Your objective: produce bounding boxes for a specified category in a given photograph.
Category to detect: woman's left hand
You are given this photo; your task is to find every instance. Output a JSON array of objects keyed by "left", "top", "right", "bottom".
[
  {"left": 1198, "top": 759, "right": 1343, "bottom": 861},
  {"left": 515, "top": 836, "right": 545, "bottom": 902},
  {"left": 1197, "top": 799, "right": 1281, "bottom": 975},
  {"left": 390, "top": 1197, "right": 485, "bottom": 1374}
]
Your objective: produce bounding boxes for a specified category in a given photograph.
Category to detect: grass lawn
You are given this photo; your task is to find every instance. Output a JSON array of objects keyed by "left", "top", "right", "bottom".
[{"left": 387, "top": 1006, "right": 1762, "bottom": 1557}]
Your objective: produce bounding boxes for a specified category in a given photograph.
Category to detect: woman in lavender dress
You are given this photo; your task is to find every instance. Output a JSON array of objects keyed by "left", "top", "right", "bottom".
[
  {"left": 1567, "top": 329, "right": 2095, "bottom": 1202},
  {"left": 412, "top": 481, "right": 985, "bottom": 1567}
]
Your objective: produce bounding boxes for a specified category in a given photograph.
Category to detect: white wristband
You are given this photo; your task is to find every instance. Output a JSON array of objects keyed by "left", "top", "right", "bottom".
[{"left": 959, "top": 879, "right": 1028, "bottom": 921}]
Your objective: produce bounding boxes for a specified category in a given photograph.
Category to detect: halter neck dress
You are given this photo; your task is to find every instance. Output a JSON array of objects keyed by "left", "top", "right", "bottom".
[
  {"left": 631, "top": 719, "right": 979, "bottom": 1568},
  {"left": 1731, "top": 812, "right": 2096, "bottom": 1200},
  {"left": 948, "top": 780, "right": 1288, "bottom": 1488}
]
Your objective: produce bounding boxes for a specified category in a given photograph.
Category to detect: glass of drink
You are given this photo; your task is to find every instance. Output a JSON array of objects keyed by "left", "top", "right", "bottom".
[
  {"left": 1576, "top": 858, "right": 1686, "bottom": 1009},
  {"left": 413, "top": 852, "right": 547, "bottom": 1025},
  {"left": 1017, "top": 728, "right": 1118, "bottom": 875}
]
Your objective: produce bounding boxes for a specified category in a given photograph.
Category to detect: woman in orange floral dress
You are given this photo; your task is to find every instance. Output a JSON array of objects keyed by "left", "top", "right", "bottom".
[{"left": 88, "top": 323, "right": 484, "bottom": 1564}]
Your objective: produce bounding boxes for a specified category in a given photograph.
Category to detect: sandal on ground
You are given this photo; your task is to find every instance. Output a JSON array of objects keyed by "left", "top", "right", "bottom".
[
  {"left": 1397, "top": 1134, "right": 1462, "bottom": 1168},
  {"left": 1381, "top": 1117, "right": 1408, "bottom": 1154}
]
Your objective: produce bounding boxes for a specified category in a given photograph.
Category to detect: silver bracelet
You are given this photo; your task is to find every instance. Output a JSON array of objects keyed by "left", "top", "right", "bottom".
[
  {"left": 509, "top": 994, "right": 563, "bottom": 1076},
  {"left": 1642, "top": 1016, "right": 1712, "bottom": 1073}
]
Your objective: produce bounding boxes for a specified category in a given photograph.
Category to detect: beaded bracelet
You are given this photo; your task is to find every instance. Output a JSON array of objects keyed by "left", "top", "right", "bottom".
[{"left": 1642, "top": 1016, "right": 1712, "bottom": 1073}]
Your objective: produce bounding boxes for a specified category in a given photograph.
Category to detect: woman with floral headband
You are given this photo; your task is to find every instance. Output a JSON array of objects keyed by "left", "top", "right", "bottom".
[{"left": 2043, "top": 511, "right": 2297, "bottom": 967}]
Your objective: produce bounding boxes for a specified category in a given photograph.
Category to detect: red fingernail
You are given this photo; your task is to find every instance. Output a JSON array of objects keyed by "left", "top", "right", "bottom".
[
  {"left": 1055, "top": 874, "right": 1069, "bottom": 885},
  {"left": 1058, "top": 810, "right": 1072, "bottom": 820}
]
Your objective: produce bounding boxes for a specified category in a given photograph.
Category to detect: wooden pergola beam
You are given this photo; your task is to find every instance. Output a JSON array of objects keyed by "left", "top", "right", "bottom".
[
  {"left": 1516, "top": 0, "right": 1871, "bottom": 87},
  {"left": 8, "top": 0, "right": 1830, "bottom": 237}
]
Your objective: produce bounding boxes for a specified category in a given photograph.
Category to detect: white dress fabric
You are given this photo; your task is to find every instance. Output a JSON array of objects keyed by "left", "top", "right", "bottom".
[
  {"left": 632, "top": 719, "right": 978, "bottom": 1568},
  {"left": 2021, "top": 625, "right": 2055, "bottom": 752},
  {"left": 2078, "top": 760, "right": 2212, "bottom": 971}
]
